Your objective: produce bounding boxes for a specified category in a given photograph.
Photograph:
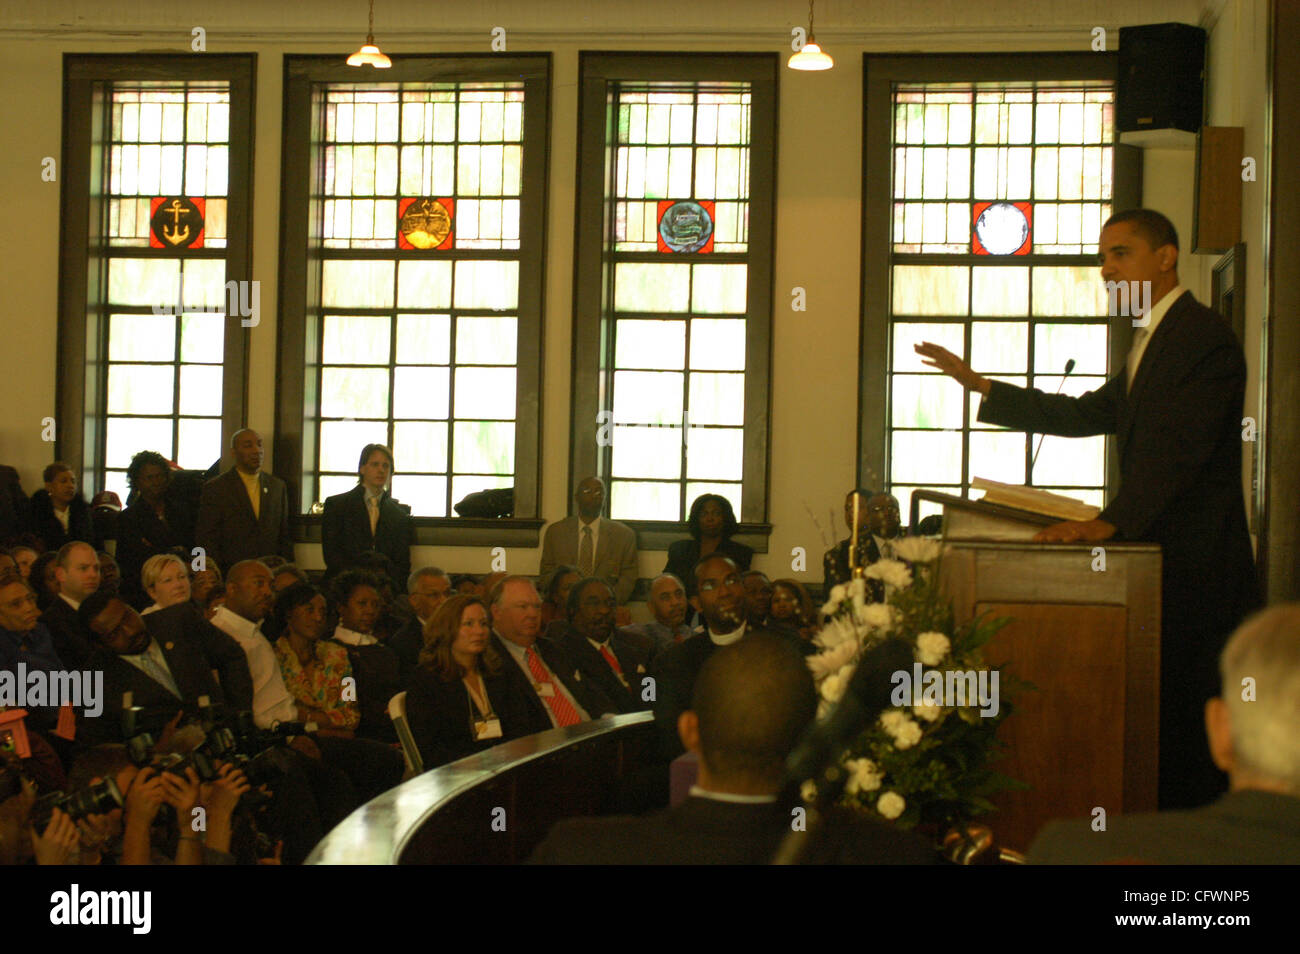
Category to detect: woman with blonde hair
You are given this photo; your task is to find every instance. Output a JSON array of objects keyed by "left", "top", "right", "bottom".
[
  {"left": 140, "top": 553, "right": 191, "bottom": 615},
  {"left": 404, "top": 594, "right": 534, "bottom": 768}
]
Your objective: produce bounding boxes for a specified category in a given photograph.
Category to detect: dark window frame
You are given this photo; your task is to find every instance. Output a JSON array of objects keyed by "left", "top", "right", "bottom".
[
  {"left": 59, "top": 53, "right": 256, "bottom": 495},
  {"left": 572, "top": 52, "right": 778, "bottom": 552},
  {"left": 859, "top": 52, "right": 1143, "bottom": 509},
  {"left": 277, "top": 54, "right": 551, "bottom": 549}
]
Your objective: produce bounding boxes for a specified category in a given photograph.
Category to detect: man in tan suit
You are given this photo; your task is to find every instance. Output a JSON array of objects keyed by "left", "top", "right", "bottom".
[{"left": 538, "top": 477, "right": 638, "bottom": 604}]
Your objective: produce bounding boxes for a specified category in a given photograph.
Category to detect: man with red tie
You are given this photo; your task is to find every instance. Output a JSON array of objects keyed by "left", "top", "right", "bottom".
[
  {"left": 556, "top": 578, "right": 655, "bottom": 714},
  {"left": 487, "top": 576, "right": 616, "bottom": 735}
]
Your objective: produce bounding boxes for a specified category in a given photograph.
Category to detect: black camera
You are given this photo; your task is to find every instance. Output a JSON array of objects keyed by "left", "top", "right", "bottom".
[{"left": 31, "top": 777, "right": 123, "bottom": 830}]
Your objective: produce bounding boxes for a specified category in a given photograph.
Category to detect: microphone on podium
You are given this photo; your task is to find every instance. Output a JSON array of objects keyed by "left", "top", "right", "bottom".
[{"left": 1029, "top": 358, "right": 1075, "bottom": 479}]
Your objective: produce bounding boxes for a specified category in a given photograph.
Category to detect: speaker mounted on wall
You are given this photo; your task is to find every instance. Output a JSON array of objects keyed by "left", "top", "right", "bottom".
[{"left": 1117, "top": 22, "right": 1206, "bottom": 149}]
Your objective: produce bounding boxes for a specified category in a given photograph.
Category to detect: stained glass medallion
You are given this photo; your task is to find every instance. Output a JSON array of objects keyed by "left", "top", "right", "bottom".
[
  {"left": 657, "top": 199, "right": 715, "bottom": 253},
  {"left": 972, "top": 201, "right": 1031, "bottom": 255}
]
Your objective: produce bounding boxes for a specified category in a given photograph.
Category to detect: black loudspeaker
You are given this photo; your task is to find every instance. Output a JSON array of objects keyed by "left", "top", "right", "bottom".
[{"left": 1117, "top": 22, "right": 1206, "bottom": 135}]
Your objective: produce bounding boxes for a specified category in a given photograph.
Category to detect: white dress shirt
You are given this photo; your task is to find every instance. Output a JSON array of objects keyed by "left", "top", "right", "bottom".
[
  {"left": 331, "top": 624, "right": 379, "bottom": 647},
  {"left": 1128, "top": 285, "right": 1186, "bottom": 385},
  {"left": 210, "top": 605, "right": 298, "bottom": 728},
  {"left": 495, "top": 631, "right": 590, "bottom": 726},
  {"left": 59, "top": 593, "right": 81, "bottom": 612}
]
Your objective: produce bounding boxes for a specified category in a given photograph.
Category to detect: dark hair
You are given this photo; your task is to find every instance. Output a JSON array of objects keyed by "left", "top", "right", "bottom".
[
  {"left": 331, "top": 569, "right": 383, "bottom": 609},
  {"left": 126, "top": 451, "right": 172, "bottom": 489},
  {"left": 687, "top": 494, "right": 739, "bottom": 542},
  {"left": 771, "top": 578, "right": 816, "bottom": 626},
  {"left": 565, "top": 577, "right": 614, "bottom": 620},
  {"left": 66, "top": 744, "right": 134, "bottom": 792},
  {"left": 270, "top": 581, "right": 323, "bottom": 641},
  {"left": 846, "top": 487, "right": 875, "bottom": 501},
  {"left": 42, "top": 462, "right": 73, "bottom": 485},
  {"left": 418, "top": 594, "right": 501, "bottom": 680},
  {"left": 691, "top": 633, "right": 817, "bottom": 788},
  {"left": 544, "top": 565, "right": 580, "bottom": 605},
  {"left": 357, "top": 443, "right": 395, "bottom": 478},
  {"left": 1103, "top": 208, "right": 1179, "bottom": 252},
  {"left": 28, "top": 551, "right": 60, "bottom": 608},
  {"left": 0, "top": 567, "right": 29, "bottom": 596},
  {"left": 76, "top": 589, "right": 120, "bottom": 632},
  {"left": 272, "top": 563, "right": 308, "bottom": 586},
  {"left": 259, "top": 555, "right": 288, "bottom": 571},
  {"left": 741, "top": 570, "right": 770, "bottom": 584}
]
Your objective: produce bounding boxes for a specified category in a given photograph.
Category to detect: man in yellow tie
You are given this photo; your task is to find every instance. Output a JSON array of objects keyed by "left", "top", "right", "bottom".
[{"left": 194, "top": 429, "right": 294, "bottom": 571}]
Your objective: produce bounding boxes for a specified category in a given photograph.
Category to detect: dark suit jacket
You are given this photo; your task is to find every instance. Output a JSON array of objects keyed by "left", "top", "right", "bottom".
[
  {"left": 529, "top": 796, "right": 940, "bottom": 865},
  {"left": 39, "top": 597, "right": 96, "bottom": 672},
  {"left": 556, "top": 624, "right": 656, "bottom": 714},
  {"left": 321, "top": 485, "right": 412, "bottom": 589},
  {"left": 29, "top": 490, "right": 98, "bottom": 553},
  {"left": 389, "top": 615, "right": 425, "bottom": 687},
  {"left": 1029, "top": 790, "right": 1300, "bottom": 864},
  {"left": 115, "top": 501, "right": 193, "bottom": 608},
  {"left": 539, "top": 516, "right": 639, "bottom": 603},
  {"left": 77, "top": 603, "right": 254, "bottom": 747},
  {"left": 822, "top": 537, "right": 884, "bottom": 599},
  {"left": 664, "top": 537, "right": 754, "bottom": 598},
  {"left": 403, "top": 663, "right": 537, "bottom": 768},
  {"left": 0, "top": 465, "right": 34, "bottom": 546},
  {"left": 194, "top": 468, "right": 293, "bottom": 571},
  {"left": 321, "top": 638, "right": 402, "bottom": 743},
  {"left": 978, "top": 292, "right": 1257, "bottom": 673},
  {"left": 489, "top": 633, "right": 617, "bottom": 735}
]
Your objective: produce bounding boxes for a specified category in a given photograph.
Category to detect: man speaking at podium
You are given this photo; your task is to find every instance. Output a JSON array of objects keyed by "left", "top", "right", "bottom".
[{"left": 915, "top": 208, "right": 1257, "bottom": 810}]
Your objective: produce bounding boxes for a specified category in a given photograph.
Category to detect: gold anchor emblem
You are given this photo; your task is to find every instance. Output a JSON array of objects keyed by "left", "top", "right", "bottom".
[{"left": 162, "top": 199, "right": 190, "bottom": 245}]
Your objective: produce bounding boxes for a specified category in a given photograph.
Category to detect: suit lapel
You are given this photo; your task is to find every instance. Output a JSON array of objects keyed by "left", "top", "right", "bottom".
[
  {"left": 226, "top": 469, "right": 257, "bottom": 523},
  {"left": 1119, "top": 294, "right": 1189, "bottom": 452}
]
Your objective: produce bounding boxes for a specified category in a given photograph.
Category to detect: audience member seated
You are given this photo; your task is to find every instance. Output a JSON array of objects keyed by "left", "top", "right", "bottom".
[
  {"left": 39, "top": 541, "right": 101, "bottom": 670},
  {"left": 28, "top": 550, "right": 60, "bottom": 612},
  {"left": 199, "top": 582, "right": 226, "bottom": 621},
  {"left": 540, "top": 564, "right": 580, "bottom": 634},
  {"left": 390, "top": 566, "right": 453, "bottom": 685},
  {"left": 114, "top": 451, "right": 193, "bottom": 606},
  {"left": 0, "top": 552, "right": 15, "bottom": 575},
  {"left": 271, "top": 563, "right": 308, "bottom": 593},
  {"left": 770, "top": 578, "right": 818, "bottom": 644},
  {"left": 531, "top": 632, "right": 937, "bottom": 865},
  {"left": 824, "top": 489, "right": 902, "bottom": 600},
  {"left": 97, "top": 551, "right": 121, "bottom": 596},
  {"left": 0, "top": 569, "right": 68, "bottom": 738},
  {"left": 1030, "top": 603, "right": 1300, "bottom": 864},
  {"left": 76, "top": 589, "right": 254, "bottom": 748},
  {"left": 9, "top": 544, "right": 38, "bottom": 581},
  {"left": 539, "top": 477, "right": 638, "bottom": 604},
  {"left": 652, "top": 554, "right": 786, "bottom": 760},
  {"left": 30, "top": 462, "right": 98, "bottom": 553},
  {"left": 324, "top": 570, "right": 402, "bottom": 743},
  {"left": 555, "top": 578, "right": 656, "bottom": 715},
  {"left": 624, "top": 573, "right": 694, "bottom": 652},
  {"left": 140, "top": 553, "right": 192, "bottom": 615},
  {"left": 664, "top": 494, "right": 753, "bottom": 604},
  {"left": 321, "top": 443, "right": 412, "bottom": 591},
  {"left": 488, "top": 576, "right": 616, "bottom": 733},
  {"left": 270, "top": 582, "right": 359, "bottom": 736},
  {"left": 350, "top": 551, "right": 409, "bottom": 639},
  {"left": 190, "top": 558, "right": 222, "bottom": 611},
  {"left": 0, "top": 465, "right": 35, "bottom": 549},
  {"left": 742, "top": 570, "right": 774, "bottom": 627},
  {"left": 194, "top": 429, "right": 293, "bottom": 571},
  {"left": 404, "top": 594, "right": 538, "bottom": 768},
  {"left": 452, "top": 574, "right": 481, "bottom": 596}
]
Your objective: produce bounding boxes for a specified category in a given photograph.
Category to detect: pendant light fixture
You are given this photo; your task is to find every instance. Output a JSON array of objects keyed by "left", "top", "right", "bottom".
[
  {"left": 347, "top": 0, "right": 392, "bottom": 69},
  {"left": 788, "top": 0, "right": 834, "bottom": 71}
]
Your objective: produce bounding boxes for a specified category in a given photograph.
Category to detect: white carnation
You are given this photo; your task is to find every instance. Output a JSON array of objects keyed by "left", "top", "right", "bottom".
[
  {"left": 807, "top": 639, "right": 859, "bottom": 680},
  {"left": 892, "top": 536, "right": 942, "bottom": 564},
  {"left": 844, "top": 758, "right": 883, "bottom": 795},
  {"left": 859, "top": 602, "right": 897, "bottom": 632},
  {"left": 820, "top": 671, "right": 848, "bottom": 704},
  {"left": 829, "top": 583, "right": 848, "bottom": 604},
  {"left": 876, "top": 791, "right": 906, "bottom": 820},
  {"left": 865, "top": 558, "right": 912, "bottom": 590},
  {"left": 915, "top": 631, "right": 951, "bottom": 666},
  {"left": 913, "top": 699, "right": 944, "bottom": 723},
  {"left": 813, "top": 614, "right": 860, "bottom": 651},
  {"left": 879, "top": 710, "right": 923, "bottom": 749}
]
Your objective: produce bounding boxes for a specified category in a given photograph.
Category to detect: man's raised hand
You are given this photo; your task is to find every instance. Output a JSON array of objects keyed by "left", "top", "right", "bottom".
[{"left": 913, "top": 342, "right": 991, "bottom": 396}]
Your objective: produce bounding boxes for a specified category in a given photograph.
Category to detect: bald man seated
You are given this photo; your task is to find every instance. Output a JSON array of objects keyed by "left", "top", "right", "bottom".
[
  {"left": 1030, "top": 603, "right": 1300, "bottom": 864},
  {"left": 530, "top": 632, "right": 937, "bottom": 865},
  {"left": 194, "top": 428, "right": 293, "bottom": 571}
]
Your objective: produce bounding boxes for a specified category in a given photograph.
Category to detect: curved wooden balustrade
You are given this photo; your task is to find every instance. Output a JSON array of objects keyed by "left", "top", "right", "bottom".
[{"left": 306, "top": 712, "right": 658, "bottom": 865}]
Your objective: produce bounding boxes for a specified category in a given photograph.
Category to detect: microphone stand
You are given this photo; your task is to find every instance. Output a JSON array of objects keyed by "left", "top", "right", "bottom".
[{"left": 1029, "top": 358, "right": 1074, "bottom": 480}]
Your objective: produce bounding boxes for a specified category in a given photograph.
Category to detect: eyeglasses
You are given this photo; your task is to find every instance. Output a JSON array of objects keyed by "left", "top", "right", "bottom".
[{"left": 698, "top": 574, "right": 741, "bottom": 592}]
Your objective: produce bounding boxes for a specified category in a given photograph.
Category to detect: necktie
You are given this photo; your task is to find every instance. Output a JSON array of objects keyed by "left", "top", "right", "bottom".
[
  {"left": 1127, "top": 327, "right": 1149, "bottom": 390},
  {"left": 367, "top": 495, "right": 379, "bottom": 535},
  {"left": 579, "top": 525, "right": 594, "bottom": 577},
  {"left": 597, "top": 643, "right": 628, "bottom": 686},
  {"left": 525, "top": 646, "right": 581, "bottom": 727},
  {"left": 135, "top": 645, "right": 182, "bottom": 698}
]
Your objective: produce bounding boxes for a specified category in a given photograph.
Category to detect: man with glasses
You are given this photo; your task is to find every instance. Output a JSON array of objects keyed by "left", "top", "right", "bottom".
[{"left": 538, "top": 477, "right": 639, "bottom": 604}]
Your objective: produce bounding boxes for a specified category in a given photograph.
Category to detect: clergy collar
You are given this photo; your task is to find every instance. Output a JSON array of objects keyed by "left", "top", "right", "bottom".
[
  {"left": 688, "top": 785, "right": 777, "bottom": 804},
  {"left": 707, "top": 620, "right": 747, "bottom": 646}
]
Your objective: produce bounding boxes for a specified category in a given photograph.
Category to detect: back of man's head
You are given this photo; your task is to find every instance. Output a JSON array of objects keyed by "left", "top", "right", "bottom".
[
  {"left": 691, "top": 633, "right": 816, "bottom": 792},
  {"left": 1219, "top": 603, "right": 1300, "bottom": 793}
]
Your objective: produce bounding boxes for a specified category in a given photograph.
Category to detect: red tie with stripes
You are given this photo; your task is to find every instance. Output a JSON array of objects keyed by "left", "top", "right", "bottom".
[
  {"left": 525, "top": 646, "right": 581, "bottom": 727},
  {"left": 597, "top": 643, "right": 628, "bottom": 686}
]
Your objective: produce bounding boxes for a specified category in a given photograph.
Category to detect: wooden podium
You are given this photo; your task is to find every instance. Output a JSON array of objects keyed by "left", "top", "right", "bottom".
[{"left": 916, "top": 492, "right": 1162, "bottom": 853}]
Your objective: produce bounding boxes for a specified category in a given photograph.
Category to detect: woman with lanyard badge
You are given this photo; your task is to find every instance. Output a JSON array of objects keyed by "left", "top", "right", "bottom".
[{"left": 405, "top": 594, "right": 534, "bottom": 768}]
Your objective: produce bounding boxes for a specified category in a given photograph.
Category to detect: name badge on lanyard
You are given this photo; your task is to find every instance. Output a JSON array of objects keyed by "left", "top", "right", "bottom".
[{"left": 474, "top": 718, "right": 503, "bottom": 740}]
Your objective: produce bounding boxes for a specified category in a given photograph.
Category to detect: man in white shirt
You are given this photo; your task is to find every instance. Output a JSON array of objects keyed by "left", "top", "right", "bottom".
[{"left": 623, "top": 573, "right": 693, "bottom": 651}]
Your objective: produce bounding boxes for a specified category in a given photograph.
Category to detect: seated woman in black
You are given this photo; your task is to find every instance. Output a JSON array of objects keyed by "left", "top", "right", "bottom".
[
  {"left": 324, "top": 570, "right": 402, "bottom": 743},
  {"left": 663, "top": 494, "right": 752, "bottom": 600},
  {"left": 321, "top": 443, "right": 412, "bottom": 591},
  {"left": 404, "top": 594, "right": 534, "bottom": 769}
]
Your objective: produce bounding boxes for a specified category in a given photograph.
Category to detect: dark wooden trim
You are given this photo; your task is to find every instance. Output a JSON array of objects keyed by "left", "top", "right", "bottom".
[{"left": 570, "top": 51, "right": 779, "bottom": 529}]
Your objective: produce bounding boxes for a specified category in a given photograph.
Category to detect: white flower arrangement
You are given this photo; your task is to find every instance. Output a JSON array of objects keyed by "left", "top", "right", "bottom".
[
  {"left": 915, "top": 631, "right": 951, "bottom": 666},
  {"left": 844, "top": 758, "right": 883, "bottom": 795},
  {"left": 865, "top": 558, "right": 913, "bottom": 591},
  {"left": 878, "top": 710, "right": 923, "bottom": 750},
  {"left": 876, "top": 791, "right": 906, "bottom": 820},
  {"left": 891, "top": 536, "right": 942, "bottom": 564},
  {"left": 913, "top": 699, "right": 945, "bottom": 723}
]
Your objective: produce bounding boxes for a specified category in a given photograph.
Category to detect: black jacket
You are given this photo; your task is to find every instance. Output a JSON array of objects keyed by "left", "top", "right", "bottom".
[
  {"left": 39, "top": 597, "right": 96, "bottom": 672},
  {"left": 663, "top": 537, "right": 754, "bottom": 598},
  {"left": 822, "top": 536, "right": 884, "bottom": 599},
  {"left": 489, "top": 633, "right": 617, "bottom": 735},
  {"left": 194, "top": 468, "right": 293, "bottom": 571},
  {"left": 321, "top": 637, "right": 402, "bottom": 743},
  {"left": 321, "top": 485, "right": 412, "bottom": 589},
  {"left": 77, "top": 603, "right": 254, "bottom": 747},
  {"left": 0, "top": 465, "right": 34, "bottom": 546},
  {"left": 556, "top": 624, "right": 655, "bottom": 714},
  {"left": 30, "top": 489, "right": 98, "bottom": 553},
  {"left": 403, "top": 663, "right": 537, "bottom": 768},
  {"left": 114, "top": 501, "right": 193, "bottom": 607}
]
